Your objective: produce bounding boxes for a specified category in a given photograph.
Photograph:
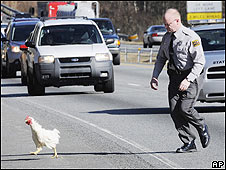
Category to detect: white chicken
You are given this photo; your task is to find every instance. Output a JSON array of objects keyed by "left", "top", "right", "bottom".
[{"left": 25, "top": 116, "right": 60, "bottom": 158}]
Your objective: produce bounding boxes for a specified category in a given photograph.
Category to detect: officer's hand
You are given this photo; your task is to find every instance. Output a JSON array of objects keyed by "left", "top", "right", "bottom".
[
  {"left": 150, "top": 77, "right": 158, "bottom": 90},
  {"left": 179, "top": 79, "right": 190, "bottom": 91}
]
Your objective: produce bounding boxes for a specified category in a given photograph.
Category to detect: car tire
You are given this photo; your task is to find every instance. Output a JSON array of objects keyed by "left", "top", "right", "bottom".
[
  {"left": 6, "top": 57, "right": 16, "bottom": 78},
  {"left": 21, "top": 59, "right": 27, "bottom": 85},
  {"left": 103, "top": 71, "right": 114, "bottom": 93},
  {"left": 1, "top": 65, "right": 7, "bottom": 78},
  {"left": 148, "top": 43, "right": 153, "bottom": 48},
  {"left": 94, "top": 83, "right": 103, "bottom": 92},
  {"left": 113, "top": 53, "right": 120, "bottom": 65},
  {"left": 27, "top": 65, "right": 45, "bottom": 96},
  {"left": 143, "top": 41, "right": 147, "bottom": 48}
]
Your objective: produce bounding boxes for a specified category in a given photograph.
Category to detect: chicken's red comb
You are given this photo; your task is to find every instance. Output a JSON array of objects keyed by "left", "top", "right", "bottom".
[{"left": 25, "top": 116, "right": 30, "bottom": 120}]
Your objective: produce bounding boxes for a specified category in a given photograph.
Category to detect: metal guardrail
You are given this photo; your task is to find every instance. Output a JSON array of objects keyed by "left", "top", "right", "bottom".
[{"left": 120, "top": 46, "right": 160, "bottom": 64}]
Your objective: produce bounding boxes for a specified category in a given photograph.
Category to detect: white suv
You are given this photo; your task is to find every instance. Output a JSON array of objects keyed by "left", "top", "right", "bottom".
[{"left": 24, "top": 17, "right": 114, "bottom": 95}]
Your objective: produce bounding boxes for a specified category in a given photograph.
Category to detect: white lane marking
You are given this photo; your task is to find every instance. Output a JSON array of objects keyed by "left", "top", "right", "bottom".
[
  {"left": 22, "top": 99, "right": 182, "bottom": 169},
  {"left": 128, "top": 83, "right": 141, "bottom": 87}
]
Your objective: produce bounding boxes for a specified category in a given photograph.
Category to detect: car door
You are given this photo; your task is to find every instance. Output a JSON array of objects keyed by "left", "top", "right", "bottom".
[
  {"left": 143, "top": 27, "right": 151, "bottom": 43},
  {"left": 2, "top": 23, "right": 12, "bottom": 62},
  {"left": 26, "top": 24, "right": 40, "bottom": 68}
]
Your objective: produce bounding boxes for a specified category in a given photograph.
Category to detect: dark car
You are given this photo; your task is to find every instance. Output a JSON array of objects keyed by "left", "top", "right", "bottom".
[
  {"left": 143, "top": 25, "right": 166, "bottom": 48},
  {"left": 1, "top": 17, "right": 39, "bottom": 78},
  {"left": 90, "top": 18, "right": 120, "bottom": 65}
]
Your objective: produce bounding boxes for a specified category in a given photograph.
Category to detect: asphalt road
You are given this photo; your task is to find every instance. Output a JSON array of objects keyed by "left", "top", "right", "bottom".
[{"left": 1, "top": 63, "right": 225, "bottom": 169}]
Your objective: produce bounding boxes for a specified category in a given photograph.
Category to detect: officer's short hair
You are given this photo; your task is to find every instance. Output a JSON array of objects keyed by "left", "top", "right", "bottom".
[{"left": 164, "top": 8, "right": 181, "bottom": 21}]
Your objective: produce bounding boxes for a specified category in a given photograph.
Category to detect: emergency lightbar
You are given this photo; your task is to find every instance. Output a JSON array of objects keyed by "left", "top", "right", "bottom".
[{"left": 40, "top": 16, "right": 88, "bottom": 21}]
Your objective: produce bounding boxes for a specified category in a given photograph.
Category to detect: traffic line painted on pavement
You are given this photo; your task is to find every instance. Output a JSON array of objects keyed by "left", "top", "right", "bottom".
[
  {"left": 128, "top": 83, "right": 141, "bottom": 87},
  {"left": 20, "top": 99, "right": 182, "bottom": 169}
]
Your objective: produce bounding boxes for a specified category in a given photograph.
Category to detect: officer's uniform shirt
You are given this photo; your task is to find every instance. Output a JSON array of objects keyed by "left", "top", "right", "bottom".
[{"left": 152, "top": 25, "right": 205, "bottom": 82}]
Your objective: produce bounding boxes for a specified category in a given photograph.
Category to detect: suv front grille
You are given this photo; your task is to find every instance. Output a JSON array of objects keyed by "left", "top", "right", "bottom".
[
  {"left": 208, "top": 66, "right": 225, "bottom": 72},
  {"left": 59, "top": 57, "right": 91, "bottom": 63},
  {"left": 61, "top": 72, "right": 91, "bottom": 78},
  {"left": 207, "top": 66, "right": 225, "bottom": 79}
]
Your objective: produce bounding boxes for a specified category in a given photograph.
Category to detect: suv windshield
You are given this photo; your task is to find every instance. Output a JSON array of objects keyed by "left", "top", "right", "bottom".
[
  {"left": 39, "top": 25, "right": 103, "bottom": 46},
  {"left": 196, "top": 29, "right": 225, "bottom": 51},
  {"left": 12, "top": 25, "right": 36, "bottom": 41},
  {"left": 92, "top": 20, "right": 114, "bottom": 35}
]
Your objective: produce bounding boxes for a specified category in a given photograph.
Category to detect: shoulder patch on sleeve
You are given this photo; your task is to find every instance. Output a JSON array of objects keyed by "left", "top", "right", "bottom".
[{"left": 192, "top": 40, "right": 200, "bottom": 47}]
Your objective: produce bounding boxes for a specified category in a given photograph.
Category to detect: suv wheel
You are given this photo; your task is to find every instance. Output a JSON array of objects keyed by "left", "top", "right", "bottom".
[
  {"left": 21, "top": 59, "right": 27, "bottom": 85},
  {"left": 27, "top": 65, "right": 45, "bottom": 96},
  {"left": 103, "top": 71, "right": 114, "bottom": 93},
  {"left": 113, "top": 54, "right": 120, "bottom": 65},
  {"left": 1, "top": 65, "right": 7, "bottom": 78},
  {"left": 94, "top": 83, "right": 103, "bottom": 92},
  {"left": 6, "top": 57, "right": 16, "bottom": 78}
]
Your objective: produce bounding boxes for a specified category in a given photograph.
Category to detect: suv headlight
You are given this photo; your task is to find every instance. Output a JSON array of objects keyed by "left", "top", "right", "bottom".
[
  {"left": 107, "top": 39, "right": 120, "bottom": 47},
  {"left": 11, "top": 46, "right": 20, "bottom": 53},
  {"left": 38, "top": 55, "right": 54, "bottom": 63},
  {"left": 95, "top": 53, "right": 111, "bottom": 61},
  {"left": 115, "top": 39, "right": 120, "bottom": 46}
]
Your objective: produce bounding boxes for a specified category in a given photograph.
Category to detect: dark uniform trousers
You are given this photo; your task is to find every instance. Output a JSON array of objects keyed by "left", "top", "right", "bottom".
[{"left": 167, "top": 69, "right": 205, "bottom": 144}]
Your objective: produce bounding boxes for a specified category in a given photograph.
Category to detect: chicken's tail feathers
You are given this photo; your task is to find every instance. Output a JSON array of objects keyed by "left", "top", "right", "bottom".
[{"left": 53, "top": 128, "right": 60, "bottom": 135}]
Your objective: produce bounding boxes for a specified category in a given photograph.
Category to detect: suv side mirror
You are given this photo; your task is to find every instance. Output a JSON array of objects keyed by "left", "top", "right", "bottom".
[
  {"left": 105, "top": 39, "right": 114, "bottom": 45},
  {"left": 25, "top": 41, "right": 35, "bottom": 48}
]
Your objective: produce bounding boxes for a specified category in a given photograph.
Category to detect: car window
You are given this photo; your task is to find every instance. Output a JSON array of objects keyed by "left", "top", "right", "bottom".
[
  {"left": 11, "top": 24, "right": 36, "bottom": 41},
  {"left": 151, "top": 27, "right": 166, "bottom": 32},
  {"left": 6, "top": 23, "right": 11, "bottom": 40},
  {"left": 39, "top": 24, "right": 103, "bottom": 46},
  {"left": 93, "top": 20, "right": 115, "bottom": 35},
  {"left": 146, "top": 27, "right": 152, "bottom": 32},
  {"left": 31, "top": 25, "right": 40, "bottom": 43},
  {"left": 196, "top": 29, "right": 225, "bottom": 51},
  {"left": 1, "top": 24, "right": 8, "bottom": 35}
]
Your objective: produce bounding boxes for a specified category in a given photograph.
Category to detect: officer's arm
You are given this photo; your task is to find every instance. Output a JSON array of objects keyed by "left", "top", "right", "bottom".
[
  {"left": 187, "top": 37, "right": 206, "bottom": 82},
  {"left": 152, "top": 34, "right": 168, "bottom": 79},
  {"left": 151, "top": 35, "right": 168, "bottom": 90}
]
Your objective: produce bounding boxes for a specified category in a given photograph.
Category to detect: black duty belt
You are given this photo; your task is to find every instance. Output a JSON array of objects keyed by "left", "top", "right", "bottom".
[
  {"left": 168, "top": 68, "right": 204, "bottom": 75},
  {"left": 168, "top": 68, "right": 191, "bottom": 75}
]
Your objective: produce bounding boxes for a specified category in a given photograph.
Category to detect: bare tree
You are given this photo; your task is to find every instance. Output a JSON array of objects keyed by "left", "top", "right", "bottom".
[{"left": 2, "top": 1, "right": 224, "bottom": 41}]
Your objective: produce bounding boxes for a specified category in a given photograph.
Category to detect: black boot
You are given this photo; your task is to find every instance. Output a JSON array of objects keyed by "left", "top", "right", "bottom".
[
  {"left": 199, "top": 124, "right": 210, "bottom": 148},
  {"left": 176, "top": 140, "right": 197, "bottom": 153}
]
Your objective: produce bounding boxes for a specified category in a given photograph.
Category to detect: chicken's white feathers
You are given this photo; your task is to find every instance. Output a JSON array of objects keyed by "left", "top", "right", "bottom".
[{"left": 28, "top": 117, "right": 60, "bottom": 149}]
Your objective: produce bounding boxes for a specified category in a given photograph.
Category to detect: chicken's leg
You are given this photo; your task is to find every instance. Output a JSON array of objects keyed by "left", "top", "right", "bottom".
[
  {"left": 51, "top": 147, "right": 58, "bottom": 158},
  {"left": 30, "top": 147, "right": 42, "bottom": 155}
]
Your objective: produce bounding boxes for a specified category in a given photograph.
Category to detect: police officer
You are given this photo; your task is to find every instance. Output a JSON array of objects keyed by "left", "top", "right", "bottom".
[{"left": 150, "top": 8, "right": 210, "bottom": 153}]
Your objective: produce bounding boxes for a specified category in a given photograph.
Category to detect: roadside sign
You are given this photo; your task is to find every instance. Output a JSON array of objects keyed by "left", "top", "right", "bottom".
[
  {"left": 187, "top": 12, "right": 222, "bottom": 21},
  {"left": 187, "top": 1, "right": 222, "bottom": 13},
  {"left": 187, "top": 1, "right": 223, "bottom": 24}
]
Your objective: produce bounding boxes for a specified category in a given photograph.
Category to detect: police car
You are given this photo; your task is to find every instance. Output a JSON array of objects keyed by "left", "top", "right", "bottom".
[{"left": 192, "top": 22, "right": 225, "bottom": 103}]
